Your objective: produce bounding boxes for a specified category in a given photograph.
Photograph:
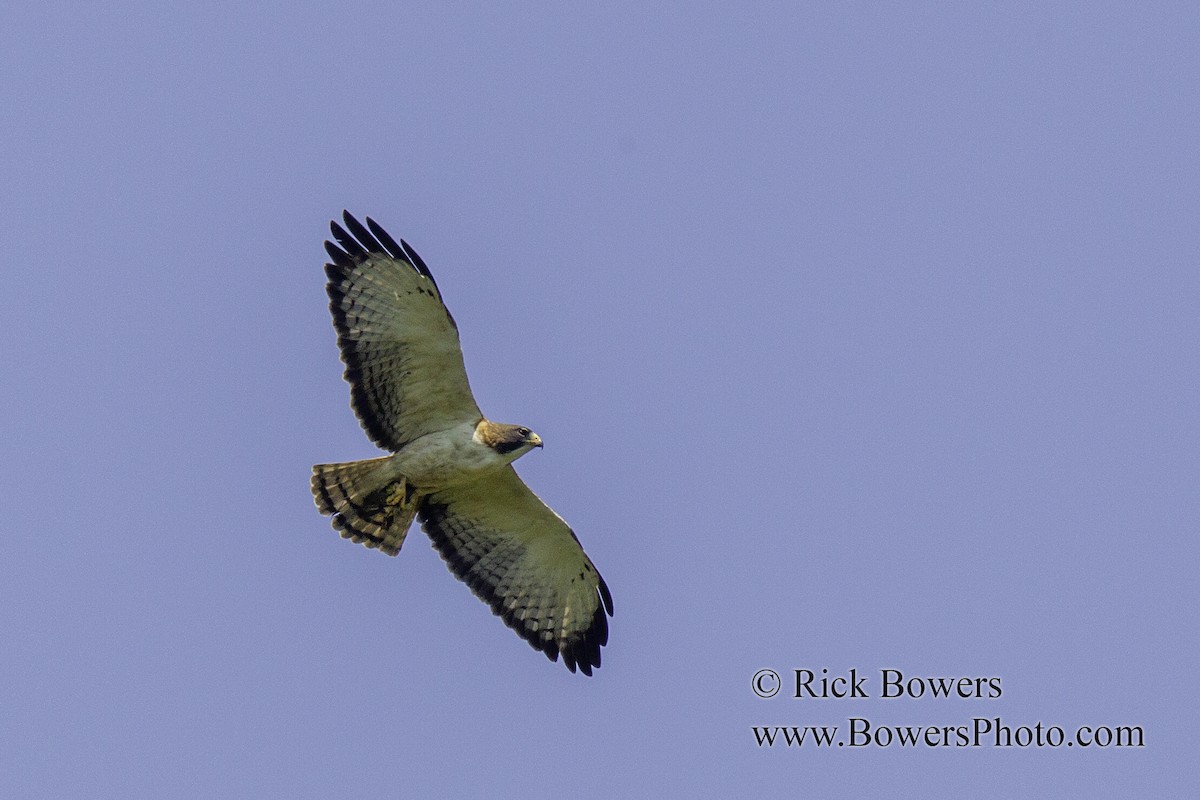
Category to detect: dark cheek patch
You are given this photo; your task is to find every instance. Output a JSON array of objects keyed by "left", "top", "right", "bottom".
[{"left": 493, "top": 439, "right": 524, "bottom": 455}]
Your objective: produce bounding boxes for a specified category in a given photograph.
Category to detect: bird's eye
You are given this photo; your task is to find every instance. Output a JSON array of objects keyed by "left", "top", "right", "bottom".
[{"left": 518, "top": 427, "right": 530, "bottom": 437}]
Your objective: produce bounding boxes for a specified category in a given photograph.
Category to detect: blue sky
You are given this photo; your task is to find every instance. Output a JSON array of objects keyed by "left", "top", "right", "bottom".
[{"left": 3, "top": 2, "right": 1196, "bottom": 796}]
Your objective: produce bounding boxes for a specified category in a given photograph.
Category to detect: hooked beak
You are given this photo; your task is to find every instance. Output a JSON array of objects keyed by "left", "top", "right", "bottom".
[{"left": 528, "top": 433, "right": 543, "bottom": 449}]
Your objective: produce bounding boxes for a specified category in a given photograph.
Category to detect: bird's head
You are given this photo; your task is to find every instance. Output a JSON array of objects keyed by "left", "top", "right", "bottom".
[{"left": 475, "top": 420, "right": 543, "bottom": 461}]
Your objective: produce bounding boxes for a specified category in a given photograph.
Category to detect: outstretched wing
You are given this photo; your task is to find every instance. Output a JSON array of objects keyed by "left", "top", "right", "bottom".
[
  {"left": 420, "top": 467, "right": 614, "bottom": 675},
  {"left": 324, "top": 212, "right": 481, "bottom": 451}
]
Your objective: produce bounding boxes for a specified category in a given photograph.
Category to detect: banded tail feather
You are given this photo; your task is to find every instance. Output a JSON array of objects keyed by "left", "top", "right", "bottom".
[{"left": 311, "top": 457, "right": 423, "bottom": 556}]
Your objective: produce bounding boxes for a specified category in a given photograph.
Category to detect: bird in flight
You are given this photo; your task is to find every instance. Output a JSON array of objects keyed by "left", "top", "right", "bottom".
[{"left": 311, "top": 212, "right": 613, "bottom": 674}]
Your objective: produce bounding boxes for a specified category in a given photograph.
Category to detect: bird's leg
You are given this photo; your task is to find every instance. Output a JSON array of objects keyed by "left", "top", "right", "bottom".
[{"left": 384, "top": 476, "right": 409, "bottom": 509}]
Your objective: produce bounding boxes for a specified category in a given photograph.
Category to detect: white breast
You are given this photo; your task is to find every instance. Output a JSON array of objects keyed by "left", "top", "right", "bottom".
[{"left": 390, "top": 421, "right": 510, "bottom": 489}]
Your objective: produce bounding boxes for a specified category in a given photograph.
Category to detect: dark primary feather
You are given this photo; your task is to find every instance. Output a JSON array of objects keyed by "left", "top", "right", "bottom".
[
  {"left": 366, "top": 216, "right": 408, "bottom": 260},
  {"left": 400, "top": 237, "right": 439, "bottom": 289},
  {"left": 324, "top": 240, "right": 353, "bottom": 269},
  {"left": 330, "top": 220, "right": 368, "bottom": 259},
  {"left": 341, "top": 212, "right": 387, "bottom": 255}
]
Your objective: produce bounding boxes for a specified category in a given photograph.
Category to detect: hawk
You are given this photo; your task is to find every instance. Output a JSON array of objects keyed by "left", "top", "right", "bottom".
[{"left": 311, "top": 212, "right": 613, "bottom": 675}]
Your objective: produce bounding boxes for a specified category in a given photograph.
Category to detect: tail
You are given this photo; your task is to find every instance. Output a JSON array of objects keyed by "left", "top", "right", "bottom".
[{"left": 311, "top": 457, "right": 423, "bottom": 556}]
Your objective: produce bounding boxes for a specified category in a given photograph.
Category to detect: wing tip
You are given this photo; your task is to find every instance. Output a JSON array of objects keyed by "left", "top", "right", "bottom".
[
  {"left": 549, "top": 597, "right": 609, "bottom": 676},
  {"left": 321, "top": 212, "right": 440, "bottom": 291}
]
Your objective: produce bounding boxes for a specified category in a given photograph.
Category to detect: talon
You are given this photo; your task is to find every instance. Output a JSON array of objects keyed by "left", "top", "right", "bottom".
[{"left": 385, "top": 477, "right": 408, "bottom": 507}]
